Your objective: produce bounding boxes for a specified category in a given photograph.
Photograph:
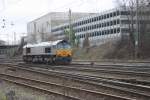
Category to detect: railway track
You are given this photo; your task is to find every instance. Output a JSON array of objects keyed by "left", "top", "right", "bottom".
[
  {"left": 73, "top": 60, "right": 150, "bottom": 63},
  {"left": 20, "top": 63, "right": 150, "bottom": 82},
  {"left": 71, "top": 63, "right": 150, "bottom": 73},
  {"left": 0, "top": 74, "right": 79, "bottom": 100},
  {"left": 0, "top": 73, "right": 131, "bottom": 100},
  {"left": 0, "top": 64, "right": 150, "bottom": 99},
  {"left": 19, "top": 63, "right": 150, "bottom": 88},
  {"left": 72, "top": 60, "right": 150, "bottom": 68}
]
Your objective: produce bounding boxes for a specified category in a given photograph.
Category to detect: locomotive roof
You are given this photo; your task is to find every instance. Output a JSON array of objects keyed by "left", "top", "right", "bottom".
[{"left": 23, "top": 40, "right": 67, "bottom": 48}]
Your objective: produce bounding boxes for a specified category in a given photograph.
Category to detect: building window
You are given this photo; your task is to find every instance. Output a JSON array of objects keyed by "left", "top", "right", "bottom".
[
  {"left": 93, "top": 32, "right": 95, "bottom": 36},
  {"left": 84, "top": 20, "right": 87, "bottom": 24},
  {"left": 114, "top": 28, "right": 117, "bottom": 33},
  {"left": 95, "top": 32, "right": 97, "bottom": 36},
  {"left": 87, "top": 26, "right": 90, "bottom": 30},
  {"left": 79, "top": 34, "right": 81, "bottom": 38},
  {"left": 99, "top": 24, "right": 101, "bottom": 28},
  {"left": 79, "top": 28, "right": 81, "bottom": 32},
  {"left": 98, "top": 16, "right": 101, "bottom": 20},
  {"left": 95, "top": 24, "right": 98, "bottom": 28},
  {"left": 101, "top": 15, "right": 104, "bottom": 20},
  {"left": 83, "top": 34, "right": 85, "bottom": 38},
  {"left": 99, "top": 31, "right": 101, "bottom": 35},
  {"left": 80, "top": 34, "right": 82, "bottom": 38},
  {"left": 80, "top": 22, "right": 82, "bottom": 25},
  {"left": 78, "top": 22, "right": 80, "bottom": 26},
  {"left": 92, "top": 32, "right": 94, "bottom": 37},
  {"left": 117, "top": 19, "right": 120, "bottom": 24},
  {"left": 104, "top": 14, "right": 106, "bottom": 19},
  {"left": 110, "top": 13, "right": 113, "bottom": 17},
  {"left": 88, "top": 33, "right": 91, "bottom": 37},
  {"left": 104, "top": 23, "right": 107, "bottom": 27},
  {"left": 96, "top": 17, "right": 99, "bottom": 21},
  {"left": 84, "top": 27, "right": 86, "bottom": 31},
  {"left": 91, "top": 18, "right": 94, "bottom": 22},
  {"left": 102, "top": 31, "right": 104, "bottom": 35},
  {"left": 102, "top": 23, "right": 104, "bottom": 27},
  {"left": 117, "top": 11, "right": 120, "bottom": 16},
  {"left": 110, "top": 21, "right": 113, "bottom": 26},
  {"left": 94, "top": 17, "right": 97, "bottom": 21},
  {"left": 82, "top": 34, "right": 84, "bottom": 38},
  {"left": 82, "top": 27, "right": 84, "bottom": 31},
  {"left": 108, "top": 30, "right": 110, "bottom": 34},
  {"left": 113, "top": 20, "right": 117, "bottom": 25},
  {"left": 88, "top": 19, "right": 90, "bottom": 23},
  {"left": 82, "top": 28, "right": 84, "bottom": 32},
  {"left": 96, "top": 32, "right": 98, "bottom": 36},
  {"left": 82, "top": 21, "right": 84, "bottom": 24},
  {"left": 94, "top": 25, "right": 97, "bottom": 29},
  {"left": 107, "top": 22, "right": 109, "bottom": 26},
  {"left": 104, "top": 30, "right": 107, "bottom": 35},
  {"left": 111, "top": 29, "right": 113, "bottom": 34},
  {"left": 113, "top": 12, "right": 116, "bottom": 17},
  {"left": 107, "top": 14, "right": 109, "bottom": 18},
  {"left": 117, "top": 28, "right": 120, "bottom": 33},
  {"left": 86, "top": 20, "right": 89, "bottom": 24},
  {"left": 94, "top": 32, "right": 96, "bottom": 36}
]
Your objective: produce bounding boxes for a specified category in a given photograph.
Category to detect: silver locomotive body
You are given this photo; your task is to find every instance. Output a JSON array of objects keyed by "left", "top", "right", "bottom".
[{"left": 23, "top": 40, "right": 72, "bottom": 64}]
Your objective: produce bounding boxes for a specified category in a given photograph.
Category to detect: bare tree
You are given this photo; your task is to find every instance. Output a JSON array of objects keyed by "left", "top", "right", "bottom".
[
  {"left": 115, "top": 0, "right": 150, "bottom": 58},
  {"left": 83, "top": 33, "right": 90, "bottom": 48}
]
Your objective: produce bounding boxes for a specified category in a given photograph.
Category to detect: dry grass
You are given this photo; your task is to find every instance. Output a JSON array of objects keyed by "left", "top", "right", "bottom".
[{"left": 73, "top": 39, "right": 136, "bottom": 60}]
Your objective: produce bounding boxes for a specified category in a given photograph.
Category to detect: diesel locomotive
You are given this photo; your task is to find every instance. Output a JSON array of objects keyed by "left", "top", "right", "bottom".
[{"left": 23, "top": 39, "right": 72, "bottom": 64}]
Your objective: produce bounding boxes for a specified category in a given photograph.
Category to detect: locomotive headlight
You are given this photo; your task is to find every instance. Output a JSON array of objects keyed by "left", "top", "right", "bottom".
[{"left": 67, "top": 50, "right": 72, "bottom": 56}]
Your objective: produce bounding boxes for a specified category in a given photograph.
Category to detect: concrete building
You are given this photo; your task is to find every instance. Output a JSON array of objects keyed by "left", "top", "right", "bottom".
[
  {"left": 51, "top": 8, "right": 127, "bottom": 46},
  {"left": 27, "top": 7, "right": 150, "bottom": 47},
  {"left": 51, "top": 7, "right": 150, "bottom": 47},
  {"left": 27, "top": 12, "right": 95, "bottom": 43}
]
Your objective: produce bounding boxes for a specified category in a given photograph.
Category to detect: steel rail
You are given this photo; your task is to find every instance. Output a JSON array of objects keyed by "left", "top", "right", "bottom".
[
  {"left": 0, "top": 73, "right": 131, "bottom": 100},
  {"left": 73, "top": 60, "right": 150, "bottom": 63},
  {"left": 21, "top": 63, "right": 150, "bottom": 78},
  {"left": 2, "top": 64, "right": 150, "bottom": 99}
]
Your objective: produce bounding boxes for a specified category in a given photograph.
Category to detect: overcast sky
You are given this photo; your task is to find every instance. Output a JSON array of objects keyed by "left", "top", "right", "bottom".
[{"left": 0, "top": 0, "right": 116, "bottom": 43}]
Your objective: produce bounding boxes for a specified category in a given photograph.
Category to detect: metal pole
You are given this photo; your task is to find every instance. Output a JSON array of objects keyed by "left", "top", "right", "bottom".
[
  {"left": 34, "top": 22, "right": 37, "bottom": 43},
  {"left": 69, "top": 9, "right": 72, "bottom": 43},
  {"left": 14, "top": 32, "right": 16, "bottom": 45},
  {"left": 135, "top": 0, "right": 139, "bottom": 58}
]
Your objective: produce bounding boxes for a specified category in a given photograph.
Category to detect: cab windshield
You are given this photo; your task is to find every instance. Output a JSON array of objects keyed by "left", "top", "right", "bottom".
[{"left": 57, "top": 42, "right": 71, "bottom": 49}]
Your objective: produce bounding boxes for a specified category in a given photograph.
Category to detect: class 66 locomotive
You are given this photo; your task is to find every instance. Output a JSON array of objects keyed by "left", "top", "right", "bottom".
[{"left": 23, "top": 39, "right": 72, "bottom": 64}]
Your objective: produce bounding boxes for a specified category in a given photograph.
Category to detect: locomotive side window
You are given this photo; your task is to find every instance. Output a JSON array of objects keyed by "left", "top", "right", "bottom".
[
  {"left": 45, "top": 47, "right": 51, "bottom": 53},
  {"left": 26, "top": 48, "right": 31, "bottom": 53}
]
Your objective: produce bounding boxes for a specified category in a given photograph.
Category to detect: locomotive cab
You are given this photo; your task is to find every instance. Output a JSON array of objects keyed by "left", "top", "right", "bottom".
[{"left": 55, "top": 40, "right": 72, "bottom": 64}]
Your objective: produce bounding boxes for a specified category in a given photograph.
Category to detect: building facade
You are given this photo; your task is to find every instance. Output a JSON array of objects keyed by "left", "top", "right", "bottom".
[
  {"left": 51, "top": 8, "right": 131, "bottom": 46},
  {"left": 27, "top": 8, "right": 150, "bottom": 47},
  {"left": 27, "top": 12, "right": 95, "bottom": 43}
]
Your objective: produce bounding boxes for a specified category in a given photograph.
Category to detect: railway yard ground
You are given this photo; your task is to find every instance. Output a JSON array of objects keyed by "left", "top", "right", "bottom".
[{"left": 0, "top": 58, "right": 150, "bottom": 100}]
